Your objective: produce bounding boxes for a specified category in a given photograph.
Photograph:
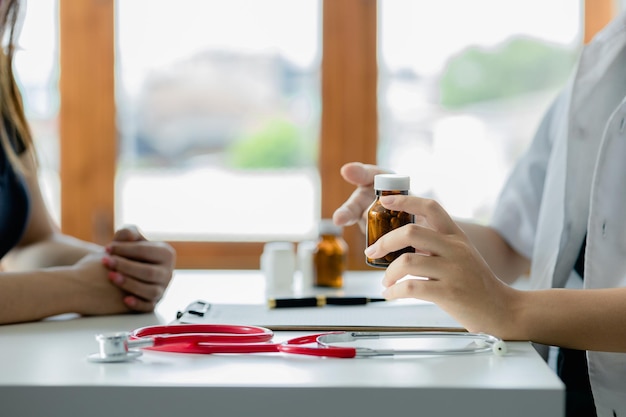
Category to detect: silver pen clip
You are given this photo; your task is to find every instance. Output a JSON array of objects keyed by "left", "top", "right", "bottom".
[{"left": 176, "top": 300, "right": 211, "bottom": 320}]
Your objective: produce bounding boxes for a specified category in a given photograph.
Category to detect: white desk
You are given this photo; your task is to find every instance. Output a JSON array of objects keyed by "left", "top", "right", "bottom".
[{"left": 0, "top": 270, "right": 564, "bottom": 417}]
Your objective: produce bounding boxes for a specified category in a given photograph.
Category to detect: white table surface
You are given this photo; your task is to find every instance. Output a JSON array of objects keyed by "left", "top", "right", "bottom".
[{"left": 0, "top": 270, "right": 564, "bottom": 417}]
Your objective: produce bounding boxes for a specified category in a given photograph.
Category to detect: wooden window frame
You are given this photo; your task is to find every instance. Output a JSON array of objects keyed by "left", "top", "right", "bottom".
[{"left": 58, "top": 0, "right": 611, "bottom": 270}]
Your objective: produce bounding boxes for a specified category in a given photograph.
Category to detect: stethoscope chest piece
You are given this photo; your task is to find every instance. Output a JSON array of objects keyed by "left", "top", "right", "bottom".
[{"left": 88, "top": 332, "right": 144, "bottom": 363}]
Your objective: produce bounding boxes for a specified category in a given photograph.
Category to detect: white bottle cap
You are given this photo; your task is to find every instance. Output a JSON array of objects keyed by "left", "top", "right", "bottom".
[
  {"left": 318, "top": 219, "right": 342, "bottom": 236},
  {"left": 374, "top": 174, "right": 410, "bottom": 191}
]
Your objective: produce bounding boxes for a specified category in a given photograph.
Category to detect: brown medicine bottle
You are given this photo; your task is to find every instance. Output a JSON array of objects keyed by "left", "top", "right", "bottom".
[
  {"left": 366, "top": 174, "right": 415, "bottom": 268},
  {"left": 313, "top": 219, "right": 348, "bottom": 288}
]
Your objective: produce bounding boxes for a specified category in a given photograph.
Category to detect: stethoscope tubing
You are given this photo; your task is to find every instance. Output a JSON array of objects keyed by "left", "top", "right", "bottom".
[
  {"left": 89, "top": 324, "right": 506, "bottom": 362},
  {"left": 280, "top": 334, "right": 358, "bottom": 358},
  {"left": 130, "top": 326, "right": 349, "bottom": 356},
  {"left": 131, "top": 324, "right": 274, "bottom": 345},
  {"left": 129, "top": 324, "right": 279, "bottom": 354}
]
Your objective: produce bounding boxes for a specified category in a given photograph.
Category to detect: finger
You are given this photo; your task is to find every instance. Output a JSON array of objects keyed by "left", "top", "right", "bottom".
[
  {"left": 333, "top": 163, "right": 393, "bottom": 227},
  {"left": 112, "top": 225, "right": 146, "bottom": 242},
  {"left": 107, "top": 261, "right": 167, "bottom": 305},
  {"left": 107, "top": 241, "right": 175, "bottom": 265},
  {"left": 117, "top": 273, "right": 165, "bottom": 301},
  {"left": 105, "top": 254, "right": 170, "bottom": 284},
  {"left": 109, "top": 268, "right": 165, "bottom": 298},
  {"left": 365, "top": 223, "right": 453, "bottom": 263},
  {"left": 333, "top": 186, "right": 376, "bottom": 227},
  {"left": 123, "top": 295, "right": 158, "bottom": 313},
  {"left": 333, "top": 162, "right": 387, "bottom": 227},
  {"left": 379, "top": 195, "right": 461, "bottom": 235},
  {"left": 381, "top": 251, "right": 449, "bottom": 288},
  {"left": 340, "top": 162, "right": 391, "bottom": 187},
  {"left": 381, "top": 275, "right": 439, "bottom": 302}
]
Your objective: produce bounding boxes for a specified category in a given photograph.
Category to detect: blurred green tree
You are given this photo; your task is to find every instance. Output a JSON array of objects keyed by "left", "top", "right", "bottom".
[
  {"left": 439, "top": 36, "right": 578, "bottom": 108},
  {"left": 228, "top": 118, "right": 315, "bottom": 169}
]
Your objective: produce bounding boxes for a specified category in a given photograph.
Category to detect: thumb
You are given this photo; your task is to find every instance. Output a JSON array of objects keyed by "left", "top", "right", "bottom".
[
  {"left": 340, "top": 162, "right": 392, "bottom": 187},
  {"left": 112, "top": 225, "right": 145, "bottom": 242}
]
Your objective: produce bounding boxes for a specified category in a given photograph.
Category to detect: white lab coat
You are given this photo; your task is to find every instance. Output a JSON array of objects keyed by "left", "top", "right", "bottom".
[{"left": 490, "top": 13, "right": 626, "bottom": 417}]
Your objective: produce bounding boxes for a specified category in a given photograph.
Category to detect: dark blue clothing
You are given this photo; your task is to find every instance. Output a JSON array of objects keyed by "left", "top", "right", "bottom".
[
  {"left": 0, "top": 121, "right": 31, "bottom": 259},
  {"left": 558, "top": 238, "right": 596, "bottom": 417}
]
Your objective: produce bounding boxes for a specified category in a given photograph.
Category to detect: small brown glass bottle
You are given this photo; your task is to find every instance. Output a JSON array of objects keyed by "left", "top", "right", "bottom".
[
  {"left": 366, "top": 174, "right": 415, "bottom": 268},
  {"left": 313, "top": 219, "right": 348, "bottom": 288}
]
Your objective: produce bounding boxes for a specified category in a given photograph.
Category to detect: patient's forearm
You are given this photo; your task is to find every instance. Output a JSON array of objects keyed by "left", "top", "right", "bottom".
[{"left": 3, "top": 233, "right": 103, "bottom": 271}]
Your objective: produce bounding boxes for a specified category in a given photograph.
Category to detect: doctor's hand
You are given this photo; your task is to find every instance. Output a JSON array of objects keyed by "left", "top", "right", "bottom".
[
  {"left": 101, "top": 225, "right": 176, "bottom": 312},
  {"left": 366, "top": 194, "right": 521, "bottom": 340},
  {"left": 332, "top": 162, "right": 391, "bottom": 233}
]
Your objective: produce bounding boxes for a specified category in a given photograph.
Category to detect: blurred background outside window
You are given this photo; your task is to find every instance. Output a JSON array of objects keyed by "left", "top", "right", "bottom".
[
  {"left": 378, "top": 0, "right": 582, "bottom": 223},
  {"left": 17, "top": 0, "right": 588, "bottom": 242},
  {"left": 13, "top": 0, "right": 59, "bottom": 221},
  {"left": 115, "top": 0, "right": 321, "bottom": 242}
]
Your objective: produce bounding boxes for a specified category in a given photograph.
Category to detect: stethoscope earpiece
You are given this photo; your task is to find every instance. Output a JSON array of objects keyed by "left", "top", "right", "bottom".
[{"left": 492, "top": 340, "right": 507, "bottom": 356}]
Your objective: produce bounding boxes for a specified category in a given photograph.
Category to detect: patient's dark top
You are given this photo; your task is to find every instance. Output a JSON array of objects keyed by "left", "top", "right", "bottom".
[{"left": 0, "top": 121, "right": 31, "bottom": 259}]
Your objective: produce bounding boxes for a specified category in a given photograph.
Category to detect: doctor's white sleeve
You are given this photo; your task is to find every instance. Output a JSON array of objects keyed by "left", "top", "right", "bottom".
[{"left": 489, "top": 92, "right": 568, "bottom": 260}]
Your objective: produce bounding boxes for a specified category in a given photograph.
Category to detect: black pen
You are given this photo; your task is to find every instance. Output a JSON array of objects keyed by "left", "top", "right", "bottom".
[{"left": 268, "top": 295, "right": 386, "bottom": 309}]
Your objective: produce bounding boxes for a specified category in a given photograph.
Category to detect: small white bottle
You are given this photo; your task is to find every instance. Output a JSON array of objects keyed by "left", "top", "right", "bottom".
[
  {"left": 260, "top": 242, "right": 296, "bottom": 296},
  {"left": 296, "top": 240, "right": 317, "bottom": 291}
]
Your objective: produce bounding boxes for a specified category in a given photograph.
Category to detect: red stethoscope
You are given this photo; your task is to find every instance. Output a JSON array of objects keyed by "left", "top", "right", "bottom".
[{"left": 87, "top": 324, "right": 506, "bottom": 363}]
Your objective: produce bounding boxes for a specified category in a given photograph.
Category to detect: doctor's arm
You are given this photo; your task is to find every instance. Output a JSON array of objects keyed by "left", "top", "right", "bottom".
[{"left": 370, "top": 194, "right": 626, "bottom": 352}]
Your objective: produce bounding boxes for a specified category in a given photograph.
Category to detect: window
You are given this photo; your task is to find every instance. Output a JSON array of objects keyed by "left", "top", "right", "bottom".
[
  {"left": 14, "top": 0, "right": 59, "bottom": 222},
  {"left": 116, "top": 0, "right": 321, "bottom": 242},
  {"left": 54, "top": 0, "right": 611, "bottom": 270},
  {"left": 378, "top": 0, "right": 582, "bottom": 222}
]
